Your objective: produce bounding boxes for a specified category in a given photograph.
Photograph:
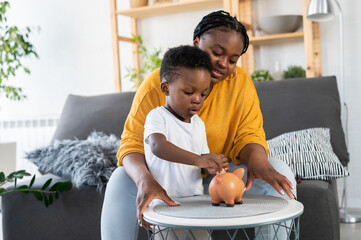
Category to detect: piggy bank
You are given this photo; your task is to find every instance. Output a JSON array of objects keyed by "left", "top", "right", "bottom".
[{"left": 208, "top": 168, "right": 245, "bottom": 207}]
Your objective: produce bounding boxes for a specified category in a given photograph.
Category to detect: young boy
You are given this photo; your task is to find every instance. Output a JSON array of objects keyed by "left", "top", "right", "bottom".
[{"left": 143, "top": 45, "right": 228, "bottom": 239}]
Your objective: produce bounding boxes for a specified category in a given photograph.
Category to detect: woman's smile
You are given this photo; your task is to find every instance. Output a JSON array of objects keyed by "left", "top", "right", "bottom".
[{"left": 211, "top": 68, "right": 224, "bottom": 79}]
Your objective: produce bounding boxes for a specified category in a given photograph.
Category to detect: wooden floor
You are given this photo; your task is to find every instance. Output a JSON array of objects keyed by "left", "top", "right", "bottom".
[
  {"left": 340, "top": 208, "right": 361, "bottom": 240},
  {"left": 340, "top": 222, "right": 361, "bottom": 240}
]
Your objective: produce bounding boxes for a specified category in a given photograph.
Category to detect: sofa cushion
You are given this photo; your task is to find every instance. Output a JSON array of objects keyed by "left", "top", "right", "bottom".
[
  {"left": 267, "top": 128, "right": 349, "bottom": 180},
  {"left": 254, "top": 76, "right": 349, "bottom": 166},
  {"left": 52, "top": 91, "right": 135, "bottom": 141}
]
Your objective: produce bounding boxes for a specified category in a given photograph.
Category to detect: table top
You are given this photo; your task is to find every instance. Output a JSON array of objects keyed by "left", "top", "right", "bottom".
[{"left": 143, "top": 194, "right": 304, "bottom": 229}]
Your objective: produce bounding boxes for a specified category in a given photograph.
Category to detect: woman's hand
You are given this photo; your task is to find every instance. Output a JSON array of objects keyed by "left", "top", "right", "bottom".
[
  {"left": 239, "top": 144, "right": 295, "bottom": 199},
  {"left": 136, "top": 174, "right": 179, "bottom": 230},
  {"left": 123, "top": 153, "right": 179, "bottom": 230},
  {"left": 197, "top": 153, "right": 228, "bottom": 174}
]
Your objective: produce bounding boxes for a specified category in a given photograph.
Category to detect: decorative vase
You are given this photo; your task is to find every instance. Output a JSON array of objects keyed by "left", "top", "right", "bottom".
[
  {"left": 208, "top": 168, "right": 245, "bottom": 207},
  {"left": 130, "top": 0, "right": 149, "bottom": 8}
]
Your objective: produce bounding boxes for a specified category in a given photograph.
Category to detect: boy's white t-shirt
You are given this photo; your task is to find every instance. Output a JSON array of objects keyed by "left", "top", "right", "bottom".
[{"left": 144, "top": 106, "right": 209, "bottom": 199}]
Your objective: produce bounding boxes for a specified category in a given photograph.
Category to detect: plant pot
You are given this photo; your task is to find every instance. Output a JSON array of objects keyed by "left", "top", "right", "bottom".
[
  {"left": 130, "top": 0, "right": 149, "bottom": 8},
  {"left": 154, "top": 0, "right": 172, "bottom": 4}
]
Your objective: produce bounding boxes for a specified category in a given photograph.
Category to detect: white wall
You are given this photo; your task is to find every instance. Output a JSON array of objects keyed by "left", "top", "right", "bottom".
[
  {"left": 329, "top": 1, "right": 361, "bottom": 210},
  {"left": 0, "top": 0, "right": 360, "bottom": 208},
  {"left": 0, "top": 0, "right": 115, "bottom": 119}
]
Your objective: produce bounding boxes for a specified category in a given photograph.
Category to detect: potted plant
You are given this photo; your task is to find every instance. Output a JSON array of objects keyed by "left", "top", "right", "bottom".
[
  {"left": 125, "top": 35, "right": 162, "bottom": 89},
  {"left": 251, "top": 69, "right": 274, "bottom": 82},
  {"left": 283, "top": 65, "right": 306, "bottom": 79},
  {"left": 0, "top": 1, "right": 38, "bottom": 101},
  {"left": 130, "top": 0, "right": 148, "bottom": 8}
]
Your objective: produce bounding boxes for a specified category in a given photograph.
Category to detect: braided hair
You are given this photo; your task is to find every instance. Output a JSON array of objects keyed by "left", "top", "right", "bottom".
[
  {"left": 160, "top": 45, "right": 213, "bottom": 83},
  {"left": 193, "top": 10, "right": 249, "bottom": 55}
]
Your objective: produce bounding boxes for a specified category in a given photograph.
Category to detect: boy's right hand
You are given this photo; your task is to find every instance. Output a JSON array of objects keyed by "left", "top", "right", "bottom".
[{"left": 196, "top": 153, "right": 229, "bottom": 174}]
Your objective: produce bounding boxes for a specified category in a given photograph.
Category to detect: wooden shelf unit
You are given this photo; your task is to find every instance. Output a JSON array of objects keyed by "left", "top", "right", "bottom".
[
  {"left": 111, "top": 0, "right": 321, "bottom": 91},
  {"left": 116, "top": 0, "right": 223, "bottom": 19},
  {"left": 249, "top": 32, "right": 304, "bottom": 45}
]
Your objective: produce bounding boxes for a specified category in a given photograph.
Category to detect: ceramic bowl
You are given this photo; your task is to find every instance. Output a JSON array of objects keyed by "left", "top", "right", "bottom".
[{"left": 257, "top": 15, "right": 302, "bottom": 35}]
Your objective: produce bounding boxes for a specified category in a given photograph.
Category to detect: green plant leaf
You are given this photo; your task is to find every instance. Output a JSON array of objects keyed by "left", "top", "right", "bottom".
[
  {"left": 0, "top": 0, "right": 38, "bottom": 101},
  {"left": 49, "top": 194, "right": 53, "bottom": 205},
  {"left": 12, "top": 170, "right": 31, "bottom": 179},
  {"left": 31, "top": 191, "right": 43, "bottom": 201},
  {"left": 43, "top": 193, "right": 49, "bottom": 207},
  {"left": 57, "top": 181, "right": 73, "bottom": 192},
  {"left": 6, "top": 172, "right": 16, "bottom": 181},
  {"left": 0, "top": 169, "right": 72, "bottom": 207},
  {"left": 49, "top": 183, "right": 58, "bottom": 192},
  {"left": 124, "top": 34, "right": 162, "bottom": 90},
  {"left": 0, "top": 172, "right": 5, "bottom": 183},
  {"left": 29, "top": 175, "right": 35, "bottom": 188},
  {"left": 41, "top": 178, "right": 52, "bottom": 190},
  {"left": 16, "top": 185, "right": 29, "bottom": 193},
  {"left": 251, "top": 69, "right": 274, "bottom": 82},
  {"left": 49, "top": 181, "right": 72, "bottom": 198},
  {"left": 283, "top": 65, "right": 306, "bottom": 79}
]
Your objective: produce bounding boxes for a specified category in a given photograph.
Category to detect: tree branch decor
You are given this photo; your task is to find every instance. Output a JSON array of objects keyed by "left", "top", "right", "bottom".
[
  {"left": 0, "top": 170, "right": 72, "bottom": 207},
  {"left": 0, "top": 1, "right": 39, "bottom": 101}
]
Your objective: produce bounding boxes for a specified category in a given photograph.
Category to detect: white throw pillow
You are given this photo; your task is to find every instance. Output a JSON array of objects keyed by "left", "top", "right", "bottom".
[{"left": 267, "top": 128, "right": 349, "bottom": 180}]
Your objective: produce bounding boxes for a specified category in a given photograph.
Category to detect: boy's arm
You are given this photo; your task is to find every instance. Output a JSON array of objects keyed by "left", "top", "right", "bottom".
[{"left": 147, "top": 133, "right": 223, "bottom": 171}]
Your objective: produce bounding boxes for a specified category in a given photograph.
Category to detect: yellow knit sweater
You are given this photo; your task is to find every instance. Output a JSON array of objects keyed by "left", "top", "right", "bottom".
[{"left": 117, "top": 66, "right": 268, "bottom": 166}]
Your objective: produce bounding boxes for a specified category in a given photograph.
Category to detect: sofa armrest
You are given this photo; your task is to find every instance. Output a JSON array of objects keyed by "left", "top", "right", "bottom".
[
  {"left": 297, "top": 179, "right": 340, "bottom": 240},
  {"left": 1, "top": 175, "right": 104, "bottom": 240}
]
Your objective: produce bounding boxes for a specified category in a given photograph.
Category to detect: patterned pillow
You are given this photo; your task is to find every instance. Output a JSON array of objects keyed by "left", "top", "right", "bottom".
[{"left": 267, "top": 128, "right": 349, "bottom": 180}]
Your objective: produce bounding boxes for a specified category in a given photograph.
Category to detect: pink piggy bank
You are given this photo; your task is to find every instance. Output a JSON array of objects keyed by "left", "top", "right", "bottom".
[{"left": 208, "top": 168, "right": 245, "bottom": 207}]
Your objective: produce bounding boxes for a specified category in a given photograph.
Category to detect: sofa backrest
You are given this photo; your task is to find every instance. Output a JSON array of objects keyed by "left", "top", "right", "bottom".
[
  {"left": 254, "top": 76, "right": 349, "bottom": 166},
  {"left": 52, "top": 91, "right": 135, "bottom": 141},
  {"left": 52, "top": 76, "right": 349, "bottom": 166}
]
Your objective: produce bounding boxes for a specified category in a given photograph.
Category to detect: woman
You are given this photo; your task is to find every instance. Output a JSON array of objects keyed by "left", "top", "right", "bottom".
[{"left": 101, "top": 11, "right": 296, "bottom": 239}]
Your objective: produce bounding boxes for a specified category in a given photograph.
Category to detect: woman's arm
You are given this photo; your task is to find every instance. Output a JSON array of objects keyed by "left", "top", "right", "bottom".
[
  {"left": 122, "top": 153, "right": 179, "bottom": 229},
  {"left": 238, "top": 143, "right": 294, "bottom": 199},
  {"left": 117, "top": 69, "right": 164, "bottom": 166}
]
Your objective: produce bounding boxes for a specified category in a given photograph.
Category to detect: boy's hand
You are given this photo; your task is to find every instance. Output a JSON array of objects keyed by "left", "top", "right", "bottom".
[{"left": 196, "top": 153, "right": 229, "bottom": 174}]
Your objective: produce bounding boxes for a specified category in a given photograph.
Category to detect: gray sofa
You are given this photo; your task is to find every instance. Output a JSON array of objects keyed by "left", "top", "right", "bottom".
[{"left": 1, "top": 76, "right": 348, "bottom": 240}]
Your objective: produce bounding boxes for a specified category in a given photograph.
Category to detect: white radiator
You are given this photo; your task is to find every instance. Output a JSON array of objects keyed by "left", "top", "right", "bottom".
[{"left": 0, "top": 118, "right": 58, "bottom": 175}]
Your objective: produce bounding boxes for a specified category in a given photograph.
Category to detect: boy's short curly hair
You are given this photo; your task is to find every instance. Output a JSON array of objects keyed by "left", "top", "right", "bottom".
[{"left": 160, "top": 45, "right": 213, "bottom": 83}]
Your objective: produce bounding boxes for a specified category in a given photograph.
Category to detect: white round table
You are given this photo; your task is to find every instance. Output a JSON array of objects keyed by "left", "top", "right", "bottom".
[{"left": 143, "top": 194, "right": 304, "bottom": 240}]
